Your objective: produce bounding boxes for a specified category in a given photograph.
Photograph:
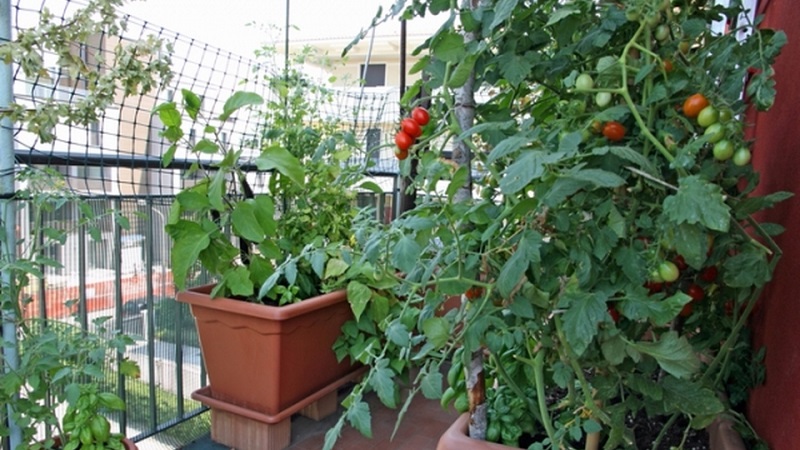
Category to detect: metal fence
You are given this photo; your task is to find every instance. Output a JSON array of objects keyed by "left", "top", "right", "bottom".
[{"left": 3, "top": 0, "right": 403, "bottom": 448}]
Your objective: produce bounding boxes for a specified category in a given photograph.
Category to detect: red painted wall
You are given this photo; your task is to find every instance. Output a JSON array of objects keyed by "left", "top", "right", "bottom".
[{"left": 747, "top": 1, "right": 800, "bottom": 448}]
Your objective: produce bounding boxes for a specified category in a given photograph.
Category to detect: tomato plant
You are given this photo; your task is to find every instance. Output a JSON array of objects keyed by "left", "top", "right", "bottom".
[
  {"left": 683, "top": 93, "right": 709, "bottom": 118},
  {"left": 411, "top": 106, "right": 430, "bottom": 126},
  {"left": 602, "top": 121, "right": 626, "bottom": 142},
  {"left": 328, "top": 2, "right": 788, "bottom": 449}
]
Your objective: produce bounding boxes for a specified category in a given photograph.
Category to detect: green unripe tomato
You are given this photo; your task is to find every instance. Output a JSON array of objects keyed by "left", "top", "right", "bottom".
[
  {"left": 703, "top": 123, "right": 725, "bottom": 144},
  {"left": 655, "top": 24, "right": 670, "bottom": 41},
  {"left": 732, "top": 147, "right": 752, "bottom": 166},
  {"left": 646, "top": 12, "right": 661, "bottom": 28},
  {"left": 718, "top": 108, "right": 733, "bottom": 123},
  {"left": 713, "top": 140, "right": 735, "bottom": 161},
  {"left": 658, "top": 261, "right": 680, "bottom": 283},
  {"left": 575, "top": 73, "right": 594, "bottom": 91},
  {"left": 595, "top": 92, "right": 612, "bottom": 108},
  {"left": 697, "top": 105, "right": 719, "bottom": 128}
]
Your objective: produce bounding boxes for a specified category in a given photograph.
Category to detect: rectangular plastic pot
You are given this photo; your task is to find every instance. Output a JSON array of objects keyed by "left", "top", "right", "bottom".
[{"left": 177, "top": 284, "right": 359, "bottom": 416}]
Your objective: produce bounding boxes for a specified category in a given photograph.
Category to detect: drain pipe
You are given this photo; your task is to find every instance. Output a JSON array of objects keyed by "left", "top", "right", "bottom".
[{"left": 0, "top": 0, "right": 22, "bottom": 448}]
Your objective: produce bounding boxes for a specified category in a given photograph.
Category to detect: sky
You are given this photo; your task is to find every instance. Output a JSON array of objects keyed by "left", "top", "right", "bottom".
[{"left": 121, "top": 0, "right": 417, "bottom": 58}]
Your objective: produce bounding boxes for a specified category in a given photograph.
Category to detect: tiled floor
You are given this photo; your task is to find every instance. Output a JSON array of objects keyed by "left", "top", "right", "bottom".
[{"left": 182, "top": 384, "right": 460, "bottom": 450}]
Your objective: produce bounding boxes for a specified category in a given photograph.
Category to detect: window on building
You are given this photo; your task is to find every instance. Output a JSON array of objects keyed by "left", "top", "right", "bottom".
[
  {"left": 88, "top": 121, "right": 101, "bottom": 147},
  {"left": 359, "top": 64, "right": 386, "bottom": 87}
]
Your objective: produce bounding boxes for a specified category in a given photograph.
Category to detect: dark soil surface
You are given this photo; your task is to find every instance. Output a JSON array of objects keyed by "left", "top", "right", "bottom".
[{"left": 629, "top": 412, "right": 708, "bottom": 450}]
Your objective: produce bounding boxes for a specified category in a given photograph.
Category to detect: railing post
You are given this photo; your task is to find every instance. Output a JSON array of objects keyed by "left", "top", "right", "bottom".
[{"left": 0, "top": 0, "right": 22, "bottom": 447}]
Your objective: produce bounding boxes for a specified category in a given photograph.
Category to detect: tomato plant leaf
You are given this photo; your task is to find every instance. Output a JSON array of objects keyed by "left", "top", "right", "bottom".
[
  {"left": 449, "top": 54, "right": 478, "bottom": 88},
  {"left": 386, "top": 320, "right": 410, "bottom": 347},
  {"left": 391, "top": 235, "right": 422, "bottom": 274},
  {"left": 420, "top": 368, "right": 443, "bottom": 400},
  {"left": 431, "top": 29, "right": 465, "bottom": 63},
  {"left": 345, "top": 398, "right": 372, "bottom": 438},
  {"left": 370, "top": 360, "right": 398, "bottom": 408},
  {"left": 498, "top": 52, "right": 533, "bottom": 87},
  {"left": 671, "top": 223, "right": 708, "bottom": 269},
  {"left": 491, "top": 0, "right": 519, "bottom": 29},
  {"left": 661, "top": 376, "right": 725, "bottom": 416},
  {"left": 561, "top": 290, "right": 608, "bottom": 356},
  {"left": 487, "top": 135, "right": 530, "bottom": 162},
  {"left": 546, "top": 7, "right": 579, "bottom": 27},
  {"left": 600, "top": 333, "right": 626, "bottom": 366},
  {"left": 497, "top": 231, "right": 541, "bottom": 298},
  {"left": 663, "top": 175, "right": 731, "bottom": 232},
  {"left": 733, "top": 191, "right": 793, "bottom": 218},
  {"left": 722, "top": 245, "right": 772, "bottom": 288},
  {"left": 422, "top": 317, "right": 450, "bottom": 349},
  {"left": 613, "top": 247, "right": 646, "bottom": 282},
  {"left": 630, "top": 331, "right": 699, "bottom": 379}
]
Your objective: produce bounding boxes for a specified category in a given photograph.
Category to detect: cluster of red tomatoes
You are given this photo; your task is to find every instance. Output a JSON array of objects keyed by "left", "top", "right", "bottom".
[{"left": 394, "top": 106, "right": 430, "bottom": 160}]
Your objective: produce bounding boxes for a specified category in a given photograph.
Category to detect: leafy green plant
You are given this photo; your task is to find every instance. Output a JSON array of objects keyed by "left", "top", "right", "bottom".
[
  {"left": 158, "top": 49, "right": 370, "bottom": 304},
  {"left": 0, "top": 169, "right": 141, "bottom": 449},
  {"left": 0, "top": 318, "right": 141, "bottom": 450},
  {"left": 0, "top": 2, "right": 171, "bottom": 447},
  {"left": 324, "top": 0, "right": 788, "bottom": 449}
]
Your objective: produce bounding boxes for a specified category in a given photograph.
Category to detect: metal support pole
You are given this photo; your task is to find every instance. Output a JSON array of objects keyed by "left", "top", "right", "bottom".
[{"left": 0, "top": 0, "right": 22, "bottom": 447}]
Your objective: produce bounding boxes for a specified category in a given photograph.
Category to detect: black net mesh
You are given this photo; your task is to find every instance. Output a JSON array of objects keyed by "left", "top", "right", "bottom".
[
  {"left": 4, "top": 0, "right": 403, "bottom": 448},
  {"left": 12, "top": 0, "right": 402, "bottom": 199}
]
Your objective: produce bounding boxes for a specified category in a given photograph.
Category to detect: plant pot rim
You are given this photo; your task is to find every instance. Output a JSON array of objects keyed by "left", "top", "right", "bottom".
[{"left": 177, "top": 284, "right": 347, "bottom": 321}]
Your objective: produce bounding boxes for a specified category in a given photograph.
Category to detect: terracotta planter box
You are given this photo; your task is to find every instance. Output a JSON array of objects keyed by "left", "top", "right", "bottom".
[
  {"left": 437, "top": 413, "right": 747, "bottom": 450},
  {"left": 177, "top": 284, "right": 361, "bottom": 417}
]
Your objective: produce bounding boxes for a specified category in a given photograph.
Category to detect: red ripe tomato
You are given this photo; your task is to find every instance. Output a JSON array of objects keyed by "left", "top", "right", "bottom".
[
  {"left": 662, "top": 59, "right": 673, "bottom": 72},
  {"left": 700, "top": 265, "right": 718, "bottom": 282},
  {"left": 680, "top": 302, "right": 694, "bottom": 317},
  {"left": 602, "top": 121, "right": 626, "bottom": 142},
  {"left": 686, "top": 284, "right": 704, "bottom": 302},
  {"left": 395, "top": 131, "right": 414, "bottom": 152},
  {"left": 608, "top": 304, "right": 621, "bottom": 323},
  {"left": 673, "top": 255, "right": 687, "bottom": 271},
  {"left": 645, "top": 281, "right": 663, "bottom": 294},
  {"left": 401, "top": 118, "right": 422, "bottom": 138},
  {"left": 682, "top": 93, "right": 709, "bottom": 118},
  {"left": 465, "top": 286, "right": 484, "bottom": 300},
  {"left": 394, "top": 146, "right": 409, "bottom": 161},
  {"left": 411, "top": 107, "right": 430, "bottom": 126}
]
